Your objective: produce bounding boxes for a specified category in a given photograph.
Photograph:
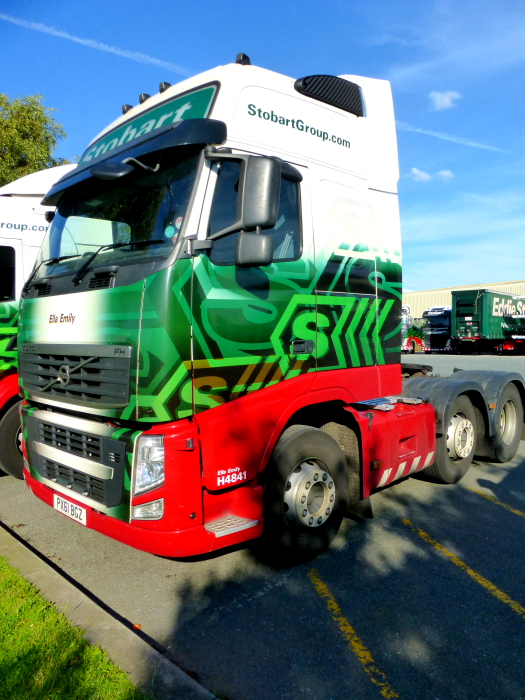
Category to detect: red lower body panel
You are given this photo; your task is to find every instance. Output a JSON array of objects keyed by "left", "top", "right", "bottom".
[{"left": 25, "top": 469, "right": 263, "bottom": 557}]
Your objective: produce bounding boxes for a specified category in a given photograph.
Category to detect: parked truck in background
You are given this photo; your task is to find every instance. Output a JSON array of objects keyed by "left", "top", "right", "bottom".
[
  {"left": 17, "top": 56, "right": 525, "bottom": 563},
  {"left": 421, "top": 306, "right": 453, "bottom": 353},
  {"left": 401, "top": 305, "right": 426, "bottom": 354},
  {"left": 0, "top": 165, "right": 75, "bottom": 478},
  {"left": 452, "top": 289, "right": 525, "bottom": 354}
]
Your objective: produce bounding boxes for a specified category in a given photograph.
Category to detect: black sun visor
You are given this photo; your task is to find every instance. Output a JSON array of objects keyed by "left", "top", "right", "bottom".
[{"left": 43, "top": 118, "right": 227, "bottom": 206}]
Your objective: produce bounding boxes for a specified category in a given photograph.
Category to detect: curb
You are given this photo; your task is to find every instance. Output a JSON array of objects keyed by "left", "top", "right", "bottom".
[{"left": 0, "top": 525, "right": 216, "bottom": 700}]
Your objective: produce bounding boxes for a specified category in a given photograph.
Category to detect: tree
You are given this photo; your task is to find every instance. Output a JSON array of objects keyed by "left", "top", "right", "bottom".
[{"left": 0, "top": 93, "right": 70, "bottom": 186}]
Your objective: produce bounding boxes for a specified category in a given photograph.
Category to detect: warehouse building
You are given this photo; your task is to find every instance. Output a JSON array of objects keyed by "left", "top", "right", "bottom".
[{"left": 403, "top": 280, "right": 525, "bottom": 319}]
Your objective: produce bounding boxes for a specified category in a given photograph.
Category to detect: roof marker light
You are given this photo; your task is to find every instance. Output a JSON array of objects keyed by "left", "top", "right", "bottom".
[
  {"left": 236, "top": 53, "right": 251, "bottom": 66},
  {"left": 122, "top": 104, "right": 133, "bottom": 115},
  {"left": 139, "top": 93, "right": 151, "bottom": 104},
  {"left": 159, "top": 82, "right": 171, "bottom": 93}
]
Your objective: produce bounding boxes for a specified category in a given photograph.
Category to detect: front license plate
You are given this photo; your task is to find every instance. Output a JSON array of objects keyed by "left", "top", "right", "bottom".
[{"left": 53, "top": 494, "right": 87, "bottom": 526}]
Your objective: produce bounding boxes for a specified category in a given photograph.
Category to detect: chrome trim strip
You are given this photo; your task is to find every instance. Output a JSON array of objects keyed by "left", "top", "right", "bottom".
[
  {"left": 33, "top": 442, "right": 114, "bottom": 480},
  {"left": 31, "top": 409, "right": 115, "bottom": 437},
  {"left": 27, "top": 393, "right": 118, "bottom": 416}
]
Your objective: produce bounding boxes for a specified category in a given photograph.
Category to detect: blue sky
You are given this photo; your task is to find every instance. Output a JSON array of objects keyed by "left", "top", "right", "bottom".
[{"left": 1, "top": 0, "right": 524, "bottom": 291}]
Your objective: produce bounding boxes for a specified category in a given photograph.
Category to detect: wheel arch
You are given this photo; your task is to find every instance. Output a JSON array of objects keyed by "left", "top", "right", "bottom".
[
  {"left": 402, "top": 376, "right": 486, "bottom": 436},
  {"left": 450, "top": 370, "right": 525, "bottom": 438}
]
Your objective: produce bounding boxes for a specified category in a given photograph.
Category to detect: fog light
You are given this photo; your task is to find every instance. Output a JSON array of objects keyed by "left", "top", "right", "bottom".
[
  {"left": 132, "top": 498, "right": 164, "bottom": 520},
  {"left": 133, "top": 435, "right": 164, "bottom": 495}
]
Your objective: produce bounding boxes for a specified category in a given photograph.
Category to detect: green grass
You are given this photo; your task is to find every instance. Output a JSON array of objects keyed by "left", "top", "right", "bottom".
[{"left": 0, "top": 556, "right": 149, "bottom": 700}]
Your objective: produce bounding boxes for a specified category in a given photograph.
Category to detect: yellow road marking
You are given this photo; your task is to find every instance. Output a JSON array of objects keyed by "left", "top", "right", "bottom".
[
  {"left": 468, "top": 488, "right": 525, "bottom": 518},
  {"left": 402, "top": 519, "right": 525, "bottom": 620},
  {"left": 308, "top": 569, "right": 399, "bottom": 699}
]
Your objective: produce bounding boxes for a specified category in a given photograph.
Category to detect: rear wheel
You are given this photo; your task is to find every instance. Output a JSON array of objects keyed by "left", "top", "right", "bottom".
[
  {"left": 255, "top": 425, "right": 348, "bottom": 565},
  {"left": 424, "top": 395, "right": 477, "bottom": 484},
  {"left": 493, "top": 384, "right": 523, "bottom": 463},
  {"left": 0, "top": 401, "right": 24, "bottom": 479}
]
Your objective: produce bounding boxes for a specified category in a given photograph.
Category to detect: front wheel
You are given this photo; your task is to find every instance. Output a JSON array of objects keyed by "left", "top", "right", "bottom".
[
  {"left": 0, "top": 401, "right": 24, "bottom": 479},
  {"left": 493, "top": 384, "right": 523, "bottom": 463},
  {"left": 424, "top": 395, "right": 477, "bottom": 484},
  {"left": 255, "top": 425, "right": 348, "bottom": 565}
]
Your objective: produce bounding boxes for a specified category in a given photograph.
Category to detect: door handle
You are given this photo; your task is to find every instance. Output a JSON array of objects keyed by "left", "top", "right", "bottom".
[{"left": 290, "top": 339, "right": 315, "bottom": 354}]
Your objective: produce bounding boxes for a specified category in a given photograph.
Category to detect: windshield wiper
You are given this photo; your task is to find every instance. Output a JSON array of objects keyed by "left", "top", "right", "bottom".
[
  {"left": 72, "top": 239, "right": 166, "bottom": 284},
  {"left": 22, "top": 254, "right": 82, "bottom": 294}
]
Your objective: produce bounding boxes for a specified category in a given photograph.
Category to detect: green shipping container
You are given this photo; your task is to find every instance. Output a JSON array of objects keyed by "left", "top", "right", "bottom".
[{"left": 452, "top": 289, "right": 525, "bottom": 342}]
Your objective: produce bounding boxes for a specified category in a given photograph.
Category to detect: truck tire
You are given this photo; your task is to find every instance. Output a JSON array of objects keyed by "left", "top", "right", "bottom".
[
  {"left": 256, "top": 425, "right": 348, "bottom": 565},
  {"left": 0, "top": 401, "right": 24, "bottom": 479},
  {"left": 424, "top": 395, "right": 477, "bottom": 484},
  {"left": 493, "top": 383, "right": 523, "bottom": 463}
]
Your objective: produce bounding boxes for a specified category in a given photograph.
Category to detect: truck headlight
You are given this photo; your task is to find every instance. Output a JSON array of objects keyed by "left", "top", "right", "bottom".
[{"left": 133, "top": 435, "right": 164, "bottom": 495}]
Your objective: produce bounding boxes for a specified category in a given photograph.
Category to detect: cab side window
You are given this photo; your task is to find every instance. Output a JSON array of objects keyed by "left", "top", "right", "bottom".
[
  {"left": 209, "top": 161, "right": 302, "bottom": 265},
  {"left": 0, "top": 246, "right": 16, "bottom": 301}
]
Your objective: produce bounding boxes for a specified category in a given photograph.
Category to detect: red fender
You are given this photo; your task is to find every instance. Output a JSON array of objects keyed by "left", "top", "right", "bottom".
[{"left": 0, "top": 373, "right": 20, "bottom": 413}]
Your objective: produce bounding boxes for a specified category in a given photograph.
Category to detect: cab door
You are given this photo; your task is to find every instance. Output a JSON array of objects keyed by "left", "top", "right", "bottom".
[
  {"left": 0, "top": 240, "right": 22, "bottom": 376},
  {"left": 189, "top": 155, "right": 316, "bottom": 414}
]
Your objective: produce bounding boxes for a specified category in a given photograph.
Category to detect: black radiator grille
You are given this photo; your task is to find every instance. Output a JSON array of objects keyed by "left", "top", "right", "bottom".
[
  {"left": 42, "top": 458, "right": 105, "bottom": 504},
  {"left": 20, "top": 344, "right": 131, "bottom": 408},
  {"left": 39, "top": 423, "right": 102, "bottom": 461}
]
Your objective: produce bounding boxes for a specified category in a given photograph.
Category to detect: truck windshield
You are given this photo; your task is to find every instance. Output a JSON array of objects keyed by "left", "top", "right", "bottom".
[
  {"left": 34, "top": 151, "right": 200, "bottom": 280},
  {"left": 425, "top": 316, "right": 450, "bottom": 328}
]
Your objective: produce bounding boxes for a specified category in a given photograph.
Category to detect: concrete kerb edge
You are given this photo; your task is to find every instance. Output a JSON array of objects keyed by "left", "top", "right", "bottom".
[{"left": 0, "top": 526, "right": 216, "bottom": 700}]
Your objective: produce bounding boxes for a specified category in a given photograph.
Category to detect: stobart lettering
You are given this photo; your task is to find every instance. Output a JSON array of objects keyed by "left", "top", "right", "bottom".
[
  {"left": 49, "top": 313, "right": 76, "bottom": 324},
  {"left": 80, "top": 85, "right": 217, "bottom": 165}
]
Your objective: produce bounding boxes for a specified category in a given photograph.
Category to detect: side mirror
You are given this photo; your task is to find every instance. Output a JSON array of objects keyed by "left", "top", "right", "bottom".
[
  {"left": 236, "top": 232, "right": 274, "bottom": 267},
  {"left": 44, "top": 210, "right": 55, "bottom": 224},
  {"left": 207, "top": 153, "right": 281, "bottom": 239},
  {"left": 241, "top": 157, "right": 281, "bottom": 231}
]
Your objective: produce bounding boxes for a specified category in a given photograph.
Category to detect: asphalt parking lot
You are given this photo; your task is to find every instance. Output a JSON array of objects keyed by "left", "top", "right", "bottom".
[{"left": 2, "top": 354, "right": 525, "bottom": 700}]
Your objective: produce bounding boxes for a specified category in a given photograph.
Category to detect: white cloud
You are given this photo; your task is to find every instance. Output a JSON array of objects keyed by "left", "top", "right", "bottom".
[
  {"left": 429, "top": 91, "right": 461, "bottom": 111},
  {"left": 397, "top": 121, "right": 509, "bottom": 153},
  {"left": 409, "top": 168, "right": 454, "bottom": 182},
  {"left": 0, "top": 13, "right": 192, "bottom": 76},
  {"left": 410, "top": 168, "right": 432, "bottom": 182}
]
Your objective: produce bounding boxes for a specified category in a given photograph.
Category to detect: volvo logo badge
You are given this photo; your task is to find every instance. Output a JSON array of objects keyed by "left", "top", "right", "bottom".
[{"left": 57, "top": 365, "right": 70, "bottom": 387}]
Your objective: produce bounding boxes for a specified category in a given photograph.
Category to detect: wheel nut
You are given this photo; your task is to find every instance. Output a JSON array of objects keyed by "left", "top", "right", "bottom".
[
  {"left": 309, "top": 517, "right": 314, "bottom": 525},
  {"left": 323, "top": 473, "right": 328, "bottom": 481},
  {"left": 305, "top": 481, "right": 311, "bottom": 489},
  {"left": 328, "top": 481, "right": 333, "bottom": 489},
  {"left": 330, "top": 494, "right": 334, "bottom": 502},
  {"left": 302, "top": 509, "right": 307, "bottom": 517},
  {"left": 325, "top": 508, "right": 330, "bottom": 515},
  {"left": 314, "top": 473, "right": 319, "bottom": 481},
  {"left": 301, "top": 496, "right": 306, "bottom": 504},
  {"left": 318, "top": 517, "right": 323, "bottom": 524}
]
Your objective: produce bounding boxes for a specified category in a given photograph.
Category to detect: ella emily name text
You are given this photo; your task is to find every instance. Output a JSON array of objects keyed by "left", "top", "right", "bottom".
[{"left": 49, "top": 313, "right": 75, "bottom": 325}]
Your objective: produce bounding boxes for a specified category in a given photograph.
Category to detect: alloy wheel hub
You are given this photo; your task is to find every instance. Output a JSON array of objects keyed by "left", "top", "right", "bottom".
[{"left": 283, "top": 461, "right": 335, "bottom": 528}]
